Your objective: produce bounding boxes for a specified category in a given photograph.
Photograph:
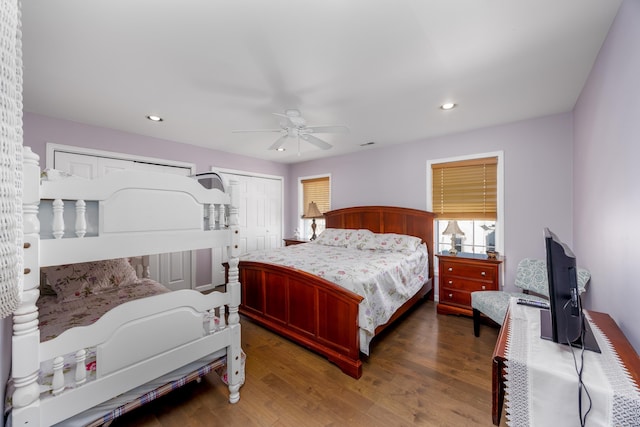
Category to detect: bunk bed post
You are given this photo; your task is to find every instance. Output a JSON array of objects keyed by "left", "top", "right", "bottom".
[
  {"left": 11, "top": 146, "right": 43, "bottom": 426},
  {"left": 225, "top": 179, "right": 242, "bottom": 403}
]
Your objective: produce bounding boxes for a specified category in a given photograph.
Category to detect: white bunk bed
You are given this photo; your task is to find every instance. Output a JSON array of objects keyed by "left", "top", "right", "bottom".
[{"left": 8, "top": 147, "right": 244, "bottom": 426}]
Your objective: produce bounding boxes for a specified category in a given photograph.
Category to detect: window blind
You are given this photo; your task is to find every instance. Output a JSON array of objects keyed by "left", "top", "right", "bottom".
[
  {"left": 432, "top": 157, "right": 497, "bottom": 220},
  {"left": 302, "top": 176, "right": 330, "bottom": 215}
]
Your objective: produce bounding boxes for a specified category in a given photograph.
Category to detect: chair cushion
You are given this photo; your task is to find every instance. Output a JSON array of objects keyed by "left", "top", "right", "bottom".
[
  {"left": 514, "top": 258, "right": 591, "bottom": 296},
  {"left": 514, "top": 259, "right": 549, "bottom": 296},
  {"left": 471, "top": 291, "right": 547, "bottom": 325}
]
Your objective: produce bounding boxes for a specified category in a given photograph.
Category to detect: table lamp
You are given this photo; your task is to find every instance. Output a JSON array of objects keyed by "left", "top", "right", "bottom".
[
  {"left": 302, "top": 201, "right": 323, "bottom": 240},
  {"left": 443, "top": 220, "right": 465, "bottom": 255}
]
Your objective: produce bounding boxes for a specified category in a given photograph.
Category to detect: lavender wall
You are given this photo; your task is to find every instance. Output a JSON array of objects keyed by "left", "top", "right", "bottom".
[
  {"left": 573, "top": 0, "right": 640, "bottom": 351},
  {"left": 290, "top": 113, "right": 575, "bottom": 291},
  {"left": 24, "top": 112, "right": 289, "bottom": 180}
]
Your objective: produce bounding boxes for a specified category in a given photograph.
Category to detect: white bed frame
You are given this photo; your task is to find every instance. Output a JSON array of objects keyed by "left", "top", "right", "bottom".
[{"left": 10, "top": 146, "right": 243, "bottom": 426}]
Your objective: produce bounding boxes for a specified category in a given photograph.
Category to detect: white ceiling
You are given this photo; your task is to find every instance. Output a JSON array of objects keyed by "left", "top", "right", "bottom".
[{"left": 21, "top": 0, "right": 622, "bottom": 164}]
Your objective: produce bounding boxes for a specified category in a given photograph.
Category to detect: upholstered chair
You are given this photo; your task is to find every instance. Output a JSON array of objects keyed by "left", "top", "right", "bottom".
[{"left": 471, "top": 258, "right": 591, "bottom": 336}]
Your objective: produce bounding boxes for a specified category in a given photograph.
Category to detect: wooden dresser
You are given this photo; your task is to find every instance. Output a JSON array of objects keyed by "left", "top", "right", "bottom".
[{"left": 436, "top": 253, "right": 503, "bottom": 316}]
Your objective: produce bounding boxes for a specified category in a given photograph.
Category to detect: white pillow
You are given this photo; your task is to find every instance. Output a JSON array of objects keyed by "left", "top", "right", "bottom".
[{"left": 362, "top": 233, "right": 422, "bottom": 253}]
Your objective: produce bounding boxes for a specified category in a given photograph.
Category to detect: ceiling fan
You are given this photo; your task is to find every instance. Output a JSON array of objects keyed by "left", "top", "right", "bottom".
[{"left": 232, "top": 109, "right": 349, "bottom": 152}]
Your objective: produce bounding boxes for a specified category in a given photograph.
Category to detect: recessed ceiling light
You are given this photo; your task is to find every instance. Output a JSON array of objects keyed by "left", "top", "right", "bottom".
[
  {"left": 146, "top": 115, "right": 163, "bottom": 122},
  {"left": 440, "top": 103, "right": 457, "bottom": 111},
  {"left": 360, "top": 141, "right": 375, "bottom": 146},
  {"left": 276, "top": 147, "right": 286, "bottom": 152}
]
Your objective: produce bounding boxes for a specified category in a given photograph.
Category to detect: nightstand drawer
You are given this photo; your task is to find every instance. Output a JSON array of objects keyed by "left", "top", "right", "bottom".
[
  {"left": 440, "top": 276, "right": 493, "bottom": 292},
  {"left": 440, "top": 261, "right": 496, "bottom": 282},
  {"left": 439, "top": 288, "right": 472, "bottom": 307}
]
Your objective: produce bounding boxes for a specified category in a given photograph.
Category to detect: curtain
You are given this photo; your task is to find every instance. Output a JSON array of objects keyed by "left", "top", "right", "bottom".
[{"left": 0, "top": 0, "right": 24, "bottom": 318}]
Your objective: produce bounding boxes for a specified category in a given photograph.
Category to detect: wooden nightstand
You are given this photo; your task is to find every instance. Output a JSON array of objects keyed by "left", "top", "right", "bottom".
[
  {"left": 436, "top": 252, "right": 503, "bottom": 316},
  {"left": 283, "top": 238, "right": 309, "bottom": 246}
]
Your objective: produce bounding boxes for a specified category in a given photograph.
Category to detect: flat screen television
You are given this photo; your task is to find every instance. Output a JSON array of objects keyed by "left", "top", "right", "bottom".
[{"left": 541, "top": 228, "right": 600, "bottom": 352}]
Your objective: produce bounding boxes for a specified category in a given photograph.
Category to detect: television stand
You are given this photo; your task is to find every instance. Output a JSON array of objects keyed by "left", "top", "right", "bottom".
[
  {"left": 539, "top": 309, "right": 601, "bottom": 353},
  {"left": 491, "top": 309, "right": 640, "bottom": 426}
]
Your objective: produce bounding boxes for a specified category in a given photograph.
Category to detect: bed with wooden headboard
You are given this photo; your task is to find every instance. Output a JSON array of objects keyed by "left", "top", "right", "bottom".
[{"left": 235, "top": 205, "right": 435, "bottom": 378}]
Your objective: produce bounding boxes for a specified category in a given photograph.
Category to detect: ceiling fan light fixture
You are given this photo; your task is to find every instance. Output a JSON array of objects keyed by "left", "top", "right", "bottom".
[
  {"left": 440, "top": 102, "right": 457, "bottom": 111},
  {"left": 235, "top": 109, "right": 348, "bottom": 152}
]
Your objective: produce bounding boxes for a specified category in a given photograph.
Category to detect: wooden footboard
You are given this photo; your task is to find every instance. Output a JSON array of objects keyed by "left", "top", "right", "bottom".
[{"left": 238, "top": 261, "right": 364, "bottom": 378}]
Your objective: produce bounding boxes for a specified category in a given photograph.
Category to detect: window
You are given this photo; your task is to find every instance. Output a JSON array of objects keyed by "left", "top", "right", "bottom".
[
  {"left": 299, "top": 175, "right": 330, "bottom": 240},
  {"left": 429, "top": 154, "right": 501, "bottom": 255}
]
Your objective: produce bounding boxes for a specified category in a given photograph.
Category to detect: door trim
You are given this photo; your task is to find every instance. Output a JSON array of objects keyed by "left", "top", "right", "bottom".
[{"left": 46, "top": 143, "right": 196, "bottom": 172}]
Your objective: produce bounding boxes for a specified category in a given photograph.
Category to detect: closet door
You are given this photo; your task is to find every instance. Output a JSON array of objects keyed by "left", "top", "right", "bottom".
[
  {"left": 211, "top": 172, "right": 282, "bottom": 287},
  {"left": 52, "top": 150, "right": 193, "bottom": 291},
  {"left": 219, "top": 171, "right": 282, "bottom": 243}
]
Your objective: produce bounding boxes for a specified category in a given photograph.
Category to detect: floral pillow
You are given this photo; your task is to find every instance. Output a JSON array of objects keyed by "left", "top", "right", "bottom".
[
  {"left": 42, "top": 258, "right": 139, "bottom": 302},
  {"left": 362, "top": 233, "right": 422, "bottom": 253},
  {"left": 314, "top": 228, "right": 374, "bottom": 248},
  {"left": 347, "top": 229, "right": 377, "bottom": 250}
]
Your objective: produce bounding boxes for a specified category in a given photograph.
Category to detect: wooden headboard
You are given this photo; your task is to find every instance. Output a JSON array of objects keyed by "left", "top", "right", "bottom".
[{"left": 324, "top": 206, "right": 435, "bottom": 280}]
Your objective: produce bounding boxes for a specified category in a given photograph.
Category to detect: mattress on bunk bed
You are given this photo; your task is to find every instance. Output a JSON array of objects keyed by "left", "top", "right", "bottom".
[
  {"left": 241, "top": 229, "right": 430, "bottom": 353},
  {"left": 37, "top": 277, "right": 170, "bottom": 342}
]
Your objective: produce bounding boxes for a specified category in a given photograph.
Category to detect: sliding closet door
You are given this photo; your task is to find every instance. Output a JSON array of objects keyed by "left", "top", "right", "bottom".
[{"left": 131, "top": 161, "right": 193, "bottom": 291}]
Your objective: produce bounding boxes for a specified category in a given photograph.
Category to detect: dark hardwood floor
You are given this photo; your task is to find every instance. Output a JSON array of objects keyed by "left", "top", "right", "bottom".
[{"left": 112, "top": 300, "right": 502, "bottom": 427}]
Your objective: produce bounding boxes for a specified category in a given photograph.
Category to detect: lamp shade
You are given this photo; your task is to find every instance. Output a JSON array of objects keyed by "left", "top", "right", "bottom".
[
  {"left": 303, "top": 201, "right": 323, "bottom": 219},
  {"left": 442, "top": 220, "right": 465, "bottom": 236}
]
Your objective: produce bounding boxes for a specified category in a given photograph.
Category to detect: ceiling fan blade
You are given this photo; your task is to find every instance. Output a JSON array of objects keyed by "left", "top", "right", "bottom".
[
  {"left": 305, "top": 125, "right": 350, "bottom": 134},
  {"left": 268, "top": 135, "right": 289, "bottom": 150},
  {"left": 232, "top": 129, "right": 282, "bottom": 133},
  {"left": 302, "top": 134, "right": 332, "bottom": 150},
  {"left": 273, "top": 109, "right": 301, "bottom": 118}
]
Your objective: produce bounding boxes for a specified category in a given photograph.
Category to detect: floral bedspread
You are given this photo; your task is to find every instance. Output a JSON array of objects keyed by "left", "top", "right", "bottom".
[
  {"left": 37, "top": 278, "right": 170, "bottom": 342},
  {"left": 241, "top": 242, "right": 429, "bottom": 354}
]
